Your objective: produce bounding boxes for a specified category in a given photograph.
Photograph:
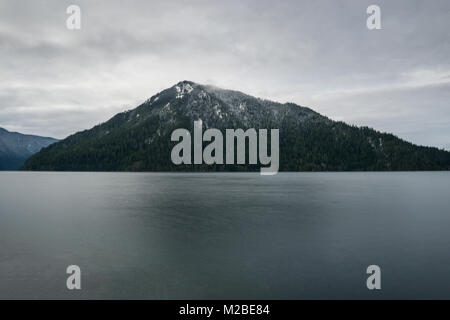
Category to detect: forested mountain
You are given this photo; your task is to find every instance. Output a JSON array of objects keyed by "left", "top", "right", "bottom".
[
  {"left": 0, "top": 127, "right": 58, "bottom": 170},
  {"left": 22, "top": 81, "right": 450, "bottom": 171}
]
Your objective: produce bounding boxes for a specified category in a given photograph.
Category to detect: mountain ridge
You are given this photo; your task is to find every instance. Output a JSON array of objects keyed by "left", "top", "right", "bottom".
[
  {"left": 0, "top": 127, "right": 58, "bottom": 170},
  {"left": 21, "top": 81, "right": 450, "bottom": 171}
]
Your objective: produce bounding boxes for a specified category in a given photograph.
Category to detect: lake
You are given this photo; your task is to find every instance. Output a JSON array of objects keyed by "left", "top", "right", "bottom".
[{"left": 0, "top": 172, "right": 449, "bottom": 299}]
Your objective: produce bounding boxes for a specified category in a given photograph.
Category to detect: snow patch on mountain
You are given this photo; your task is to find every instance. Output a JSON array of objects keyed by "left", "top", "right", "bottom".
[{"left": 175, "top": 82, "right": 194, "bottom": 99}]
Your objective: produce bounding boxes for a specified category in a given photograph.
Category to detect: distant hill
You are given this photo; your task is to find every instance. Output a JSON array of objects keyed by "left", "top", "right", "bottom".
[
  {"left": 0, "top": 127, "right": 58, "bottom": 170},
  {"left": 22, "top": 81, "right": 450, "bottom": 171}
]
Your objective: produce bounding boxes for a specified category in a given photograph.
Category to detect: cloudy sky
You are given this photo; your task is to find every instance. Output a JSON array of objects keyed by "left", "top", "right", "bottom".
[{"left": 1, "top": 0, "right": 449, "bottom": 149}]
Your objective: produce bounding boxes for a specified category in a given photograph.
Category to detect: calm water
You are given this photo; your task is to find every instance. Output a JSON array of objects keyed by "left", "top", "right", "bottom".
[{"left": 0, "top": 172, "right": 450, "bottom": 299}]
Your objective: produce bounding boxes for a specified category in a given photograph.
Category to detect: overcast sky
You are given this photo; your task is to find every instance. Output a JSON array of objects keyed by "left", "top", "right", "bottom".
[{"left": 1, "top": 0, "right": 449, "bottom": 149}]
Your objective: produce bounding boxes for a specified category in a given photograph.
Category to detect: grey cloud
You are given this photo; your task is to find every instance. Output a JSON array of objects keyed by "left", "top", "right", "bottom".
[{"left": 0, "top": 0, "right": 449, "bottom": 149}]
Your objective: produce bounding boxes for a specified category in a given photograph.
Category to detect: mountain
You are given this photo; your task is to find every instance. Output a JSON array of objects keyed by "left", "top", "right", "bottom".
[
  {"left": 0, "top": 127, "right": 58, "bottom": 170},
  {"left": 22, "top": 81, "right": 450, "bottom": 171}
]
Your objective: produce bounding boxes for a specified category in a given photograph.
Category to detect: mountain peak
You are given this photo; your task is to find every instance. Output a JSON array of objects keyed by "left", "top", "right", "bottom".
[
  {"left": 21, "top": 81, "right": 450, "bottom": 172},
  {"left": 175, "top": 80, "right": 197, "bottom": 86},
  {"left": 173, "top": 81, "right": 196, "bottom": 98}
]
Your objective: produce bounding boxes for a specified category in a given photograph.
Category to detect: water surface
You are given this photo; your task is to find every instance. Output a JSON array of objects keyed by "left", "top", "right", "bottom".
[{"left": 0, "top": 172, "right": 449, "bottom": 299}]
